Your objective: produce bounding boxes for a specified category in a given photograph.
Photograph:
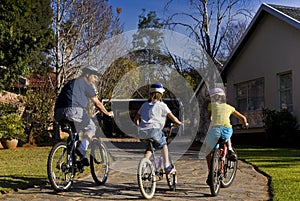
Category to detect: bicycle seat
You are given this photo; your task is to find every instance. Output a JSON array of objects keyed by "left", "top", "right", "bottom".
[
  {"left": 217, "top": 137, "right": 227, "bottom": 146},
  {"left": 59, "top": 119, "right": 77, "bottom": 134},
  {"left": 140, "top": 138, "right": 154, "bottom": 143}
]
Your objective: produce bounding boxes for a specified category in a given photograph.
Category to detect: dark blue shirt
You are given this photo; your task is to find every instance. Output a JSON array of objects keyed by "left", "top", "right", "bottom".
[{"left": 55, "top": 77, "right": 96, "bottom": 109}]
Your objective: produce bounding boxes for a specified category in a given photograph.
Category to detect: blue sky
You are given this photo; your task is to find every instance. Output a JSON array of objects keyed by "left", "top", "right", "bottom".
[{"left": 109, "top": 0, "right": 300, "bottom": 32}]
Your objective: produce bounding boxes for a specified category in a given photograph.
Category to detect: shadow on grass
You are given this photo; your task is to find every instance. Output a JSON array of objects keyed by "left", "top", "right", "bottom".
[{"left": 0, "top": 175, "right": 46, "bottom": 194}]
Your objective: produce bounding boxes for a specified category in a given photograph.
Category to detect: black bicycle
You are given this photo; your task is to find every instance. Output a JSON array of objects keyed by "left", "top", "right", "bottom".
[
  {"left": 137, "top": 124, "right": 177, "bottom": 199},
  {"left": 47, "top": 119, "right": 109, "bottom": 192},
  {"left": 208, "top": 124, "right": 247, "bottom": 196}
]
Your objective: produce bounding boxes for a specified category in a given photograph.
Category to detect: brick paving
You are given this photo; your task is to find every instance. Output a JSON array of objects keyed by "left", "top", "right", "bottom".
[{"left": 0, "top": 141, "right": 271, "bottom": 201}]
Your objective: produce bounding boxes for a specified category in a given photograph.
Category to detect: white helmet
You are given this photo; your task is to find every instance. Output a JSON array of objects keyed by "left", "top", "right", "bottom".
[
  {"left": 209, "top": 88, "right": 225, "bottom": 96},
  {"left": 150, "top": 83, "right": 165, "bottom": 94},
  {"left": 82, "top": 65, "right": 99, "bottom": 75}
]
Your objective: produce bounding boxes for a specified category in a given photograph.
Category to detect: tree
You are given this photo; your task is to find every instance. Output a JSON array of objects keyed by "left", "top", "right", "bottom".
[
  {"left": 0, "top": 0, "right": 54, "bottom": 90},
  {"left": 131, "top": 10, "right": 175, "bottom": 97},
  {"left": 27, "top": 0, "right": 55, "bottom": 75},
  {"left": 51, "top": 0, "right": 123, "bottom": 93},
  {"left": 22, "top": 84, "right": 56, "bottom": 145},
  {"left": 98, "top": 57, "right": 137, "bottom": 99},
  {"left": 218, "top": 21, "right": 247, "bottom": 61},
  {"left": 165, "top": 0, "right": 252, "bottom": 66},
  {"left": 132, "top": 9, "right": 165, "bottom": 65},
  {"left": 163, "top": 0, "right": 252, "bottom": 141}
]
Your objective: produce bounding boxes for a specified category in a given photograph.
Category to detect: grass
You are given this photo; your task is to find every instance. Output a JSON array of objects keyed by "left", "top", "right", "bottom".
[
  {"left": 0, "top": 147, "right": 50, "bottom": 194},
  {"left": 237, "top": 146, "right": 300, "bottom": 201},
  {"left": 0, "top": 146, "right": 91, "bottom": 195}
]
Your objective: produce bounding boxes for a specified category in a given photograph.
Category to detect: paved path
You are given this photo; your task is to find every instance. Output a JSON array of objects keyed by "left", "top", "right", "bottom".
[{"left": 1, "top": 141, "right": 270, "bottom": 201}]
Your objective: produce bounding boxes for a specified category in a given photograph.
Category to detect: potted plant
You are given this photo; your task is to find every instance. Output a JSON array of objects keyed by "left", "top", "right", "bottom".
[{"left": 0, "top": 113, "right": 26, "bottom": 149}]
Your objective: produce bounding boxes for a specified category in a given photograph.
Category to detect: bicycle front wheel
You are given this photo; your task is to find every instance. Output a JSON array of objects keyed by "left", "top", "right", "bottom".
[
  {"left": 90, "top": 140, "right": 109, "bottom": 185},
  {"left": 47, "top": 141, "right": 75, "bottom": 191},
  {"left": 137, "top": 157, "right": 156, "bottom": 199},
  {"left": 209, "top": 149, "right": 221, "bottom": 196},
  {"left": 221, "top": 149, "right": 238, "bottom": 188},
  {"left": 166, "top": 156, "right": 177, "bottom": 191}
]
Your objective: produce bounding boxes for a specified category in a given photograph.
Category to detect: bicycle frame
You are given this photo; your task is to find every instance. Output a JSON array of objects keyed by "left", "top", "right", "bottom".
[
  {"left": 61, "top": 121, "right": 83, "bottom": 173},
  {"left": 137, "top": 124, "right": 177, "bottom": 199},
  {"left": 209, "top": 136, "right": 238, "bottom": 196},
  {"left": 147, "top": 140, "right": 164, "bottom": 179},
  {"left": 217, "top": 138, "right": 227, "bottom": 174}
]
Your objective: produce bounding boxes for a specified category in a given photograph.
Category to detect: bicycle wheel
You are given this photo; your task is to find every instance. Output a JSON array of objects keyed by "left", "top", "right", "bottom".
[
  {"left": 137, "top": 157, "right": 156, "bottom": 199},
  {"left": 209, "top": 149, "right": 221, "bottom": 196},
  {"left": 90, "top": 140, "right": 109, "bottom": 185},
  {"left": 47, "top": 141, "right": 75, "bottom": 191},
  {"left": 221, "top": 149, "right": 238, "bottom": 188},
  {"left": 166, "top": 156, "right": 177, "bottom": 191}
]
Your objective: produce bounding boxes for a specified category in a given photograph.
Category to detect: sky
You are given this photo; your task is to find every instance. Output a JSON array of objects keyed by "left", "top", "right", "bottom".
[{"left": 109, "top": 0, "right": 300, "bottom": 32}]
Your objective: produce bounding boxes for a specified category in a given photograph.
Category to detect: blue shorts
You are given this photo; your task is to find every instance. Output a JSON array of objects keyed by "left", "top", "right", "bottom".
[
  {"left": 139, "top": 128, "right": 167, "bottom": 149},
  {"left": 205, "top": 126, "right": 233, "bottom": 149}
]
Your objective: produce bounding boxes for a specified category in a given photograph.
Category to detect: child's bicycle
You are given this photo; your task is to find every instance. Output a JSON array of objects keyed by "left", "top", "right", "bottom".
[
  {"left": 137, "top": 124, "right": 178, "bottom": 199},
  {"left": 47, "top": 119, "right": 109, "bottom": 192},
  {"left": 208, "top": 124, "right": 247, "bottom": 196}
]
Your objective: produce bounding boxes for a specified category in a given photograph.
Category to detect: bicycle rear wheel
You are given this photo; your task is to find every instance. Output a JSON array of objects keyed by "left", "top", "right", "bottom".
[
  {"left": 166, "top": 156, "right": 177, "bottom": 191},
  {"left": 209, "top": 149, "right": 221, "bottom": 196},
  {"left": 221, "top": 149, "right": 238, "bottom": 188},
  {"left": 47, "top": 141, "right": 75, "bottom": 191},
  {"left": 90, "top": 140, "right": 109, "bottom": 185},
  {"left": 137, "top": 157, "right": 156, "bottom": 199}
]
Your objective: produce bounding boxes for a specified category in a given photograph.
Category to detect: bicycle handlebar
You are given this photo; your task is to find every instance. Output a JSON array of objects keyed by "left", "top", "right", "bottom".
[{"left": 232, "top": 123, "right": 249, "bottom": 129}]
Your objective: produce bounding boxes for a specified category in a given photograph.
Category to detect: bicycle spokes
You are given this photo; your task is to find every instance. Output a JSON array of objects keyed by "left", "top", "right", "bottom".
[
  {"left": 90, "top": 140, "right": 109, "bottom": 185},
  {"left": 47, "top": 142, "right": 75, "bottom": 192},
  {"left": 137, "top": 157, "right": 156, "bottom": 199}
]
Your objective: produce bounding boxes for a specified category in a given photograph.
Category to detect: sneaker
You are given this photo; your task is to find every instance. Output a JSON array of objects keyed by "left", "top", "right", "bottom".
[
  {"left": 164, "top": 166, "right": 176, "bottom": 174},
  {"left": 228, "top": 150, "right": 237, "bottom": 161},
  {"left": 79, "top": 157, "right": 90, "bottom": 166},
  {"left": 206, "top": 173, "right": 212, "bottom": 186},
  {"left": 75, "top": 141, "right": 84, "bottom": 158}
]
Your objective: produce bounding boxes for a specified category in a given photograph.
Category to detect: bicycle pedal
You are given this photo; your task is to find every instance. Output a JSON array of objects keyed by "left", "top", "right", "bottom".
[
  {"left": 76, "top": 161, "right": 84, "bottom": 173},
  {"left": 78, "top": 167, "right": 84, "bottom": 173}
]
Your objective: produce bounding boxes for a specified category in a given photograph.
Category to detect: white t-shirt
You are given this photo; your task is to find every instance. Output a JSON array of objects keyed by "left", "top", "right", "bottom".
[{"left": 137, "top": 101, "right": 171, "bottom": 130}]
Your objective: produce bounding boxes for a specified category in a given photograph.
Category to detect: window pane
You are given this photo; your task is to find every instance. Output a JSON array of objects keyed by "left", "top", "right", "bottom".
[
  {"left": 279, "top": 72, "right": 292, "bottom": 111},
  {"left": 235, "top": 78, "right": 264, "bottom": 127}
]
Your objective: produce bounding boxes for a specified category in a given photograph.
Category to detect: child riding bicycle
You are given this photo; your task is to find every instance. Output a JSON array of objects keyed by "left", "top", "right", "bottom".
[
  {"left": 134, "top": 83, "right": 182, "bottom": 174},
  {"left": 204, "top": 88, "right": 248, "bottom": 185}
]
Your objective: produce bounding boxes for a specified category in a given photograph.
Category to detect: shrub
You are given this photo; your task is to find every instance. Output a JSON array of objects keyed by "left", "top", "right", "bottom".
[
  {"left": 0, "top": 102, "right": 18, "bottom": 115},
  {"left": 0, "top": 113, "right": 26, "bottom": 141},
  {"left": 22, "top": 87, "right": 55, "bottom": 145},
  {"left": 262, "top": 108, "right": 299, "bottom": 147}
]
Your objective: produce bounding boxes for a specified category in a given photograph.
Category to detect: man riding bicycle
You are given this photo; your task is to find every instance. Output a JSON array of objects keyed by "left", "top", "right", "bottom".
[{"left": 54, "top": 65, "right": 113, "bottom": 166}]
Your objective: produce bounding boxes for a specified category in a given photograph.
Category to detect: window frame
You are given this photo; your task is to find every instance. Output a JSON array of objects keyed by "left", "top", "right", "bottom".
[
  {"left": 277, "top": 71, "right": 293, "bottom": 111},
  {"left": 234, "top": 78, "right": 265, "bottom": 127}
]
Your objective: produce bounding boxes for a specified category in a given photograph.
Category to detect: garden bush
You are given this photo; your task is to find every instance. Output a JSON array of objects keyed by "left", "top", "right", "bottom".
[{"left": 262, "top": 108, "right": 299, "bottom": 147}]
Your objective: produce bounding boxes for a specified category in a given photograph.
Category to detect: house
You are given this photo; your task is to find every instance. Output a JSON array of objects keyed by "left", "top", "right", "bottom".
[{"left": 222, "top": 4, "right": 300, "bottom": 128}]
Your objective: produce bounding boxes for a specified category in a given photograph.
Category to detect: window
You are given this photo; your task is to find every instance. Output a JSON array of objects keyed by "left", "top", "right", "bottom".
[
  {"left": 235, "top": 78, "right": 264, "bottom": 127},
  {"left": 278, "top": 72, "right": 293, "bottom": 111},
  {"left": 236, "top": 78, "right": 264, "bottom": 112}
]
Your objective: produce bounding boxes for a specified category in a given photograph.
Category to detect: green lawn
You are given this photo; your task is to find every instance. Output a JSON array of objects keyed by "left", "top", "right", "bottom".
[
  {"left": 0, "top": 146, "right": 91, "bottom": 194},
  {"left": 237, "top": 147, "right": 300, "bottom": 201},
  {"left": 0, "top": 147, "right": 50, "bottom": 194}
]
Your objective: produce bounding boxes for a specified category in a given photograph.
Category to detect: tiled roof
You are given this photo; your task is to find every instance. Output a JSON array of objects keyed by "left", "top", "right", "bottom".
[
  {"left": 14, "top": 72, "right": 56, "bottom": 88},
  {"left": 270, "top": 4, "right": 300, "bottom": 22}
]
